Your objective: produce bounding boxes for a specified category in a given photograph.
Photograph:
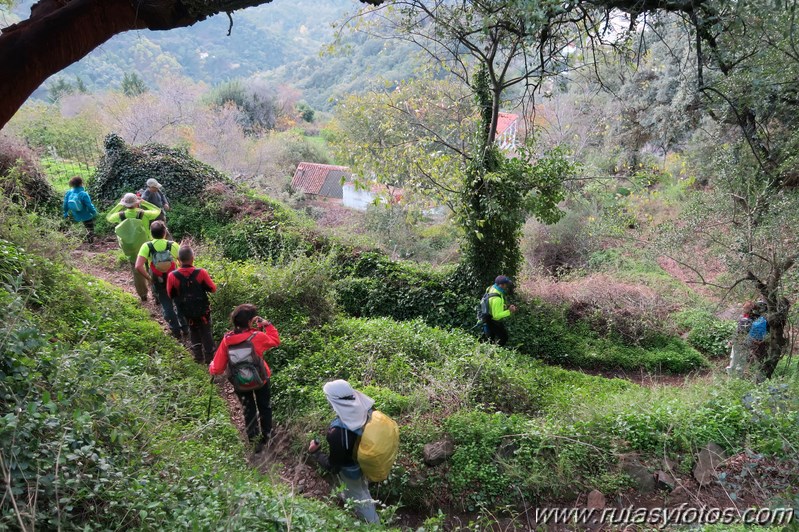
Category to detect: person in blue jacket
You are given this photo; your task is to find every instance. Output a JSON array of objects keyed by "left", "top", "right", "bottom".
[
  {"left": 748, "top": 301, "right": 769, "bottom": 364},
  {"left": 63, "top": 176, "right": 98, "bottom": 242}
]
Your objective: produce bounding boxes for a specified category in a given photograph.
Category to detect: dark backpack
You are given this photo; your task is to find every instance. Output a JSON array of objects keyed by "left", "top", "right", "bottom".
[
  {"left": 476, "top": 292, "right": 501, "bottom": 323},
  {"left": 226, "top": 332, "right": 268, "bottom": 392},
  {"left": 171, "top": 269, "right": 210, "bottom": 319}
]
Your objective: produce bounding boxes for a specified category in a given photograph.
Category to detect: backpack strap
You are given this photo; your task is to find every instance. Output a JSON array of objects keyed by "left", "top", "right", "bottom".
[
  {"left": 147, "top": 241, "right": 156, "bottom": 257},
  {"left": 166, "top": 241, "right": 173, "bottom": 252},
  {"left": 136, "top": 210, "right": 144, "bottom": 219},
  {"left": 118, "top": 211, "right": 126, "bottom": 221},
  {"left": 188, "top": 268, "right": 201, "bottom": 282}
]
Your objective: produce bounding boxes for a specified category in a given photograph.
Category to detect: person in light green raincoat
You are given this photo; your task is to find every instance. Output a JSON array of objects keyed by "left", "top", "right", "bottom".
[{"left": 106, "top": 193, "right": 160, "bottom": 301}]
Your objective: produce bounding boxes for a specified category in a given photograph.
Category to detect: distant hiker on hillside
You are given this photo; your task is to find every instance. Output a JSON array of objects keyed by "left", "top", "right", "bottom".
[
  {"left": 210, "top": 304, "right": 279, "bottom": 453},
  {"left": 106, "top": 193, "right": 161, "bottom": 302},
  {"left": 308, "top": 380, "right": 399, "bottom": 524},
  {"left": 726, "top": 301, "right": 754, "bottom": 376},
  {"left": 479, "top": 275, "right": 518, "bottom": 346},
  {"left": 167, "top": 245, "right": 217, "bottom": 363},
  {"left": 63, "top": 176, "right": 98, "bottom": 243},
  {"left": 135, "top": 221, "right": 186, "bottom": 339},
  {"left": 141, "top": 178, "right": 170, "bottom": 223},
  {"left": 748, "top": 300, "right": 769, "bottom": 370}
]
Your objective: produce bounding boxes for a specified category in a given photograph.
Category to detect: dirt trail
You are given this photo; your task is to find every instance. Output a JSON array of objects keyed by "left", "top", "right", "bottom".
[
  {"left": 69, "top": 237, "right": 334, "bottom": 502},
  {"left": 70, "top": 238, "right": 792, "bottom": 530}
]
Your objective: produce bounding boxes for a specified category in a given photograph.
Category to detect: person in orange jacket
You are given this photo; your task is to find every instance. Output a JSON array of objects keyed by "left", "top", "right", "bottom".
[{"left": 210, "top": 304, "right": 280, "bottom": 453}]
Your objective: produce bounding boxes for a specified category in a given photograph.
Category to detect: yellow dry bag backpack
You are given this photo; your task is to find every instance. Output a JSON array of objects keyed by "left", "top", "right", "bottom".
[{"left": 356, "top": 410, "right": 399, "bottom": 482}]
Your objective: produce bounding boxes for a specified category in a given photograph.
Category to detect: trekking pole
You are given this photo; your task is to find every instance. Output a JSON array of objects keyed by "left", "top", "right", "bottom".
[{"left": 206, "top": 375, "right": 214, "bottom": 422}]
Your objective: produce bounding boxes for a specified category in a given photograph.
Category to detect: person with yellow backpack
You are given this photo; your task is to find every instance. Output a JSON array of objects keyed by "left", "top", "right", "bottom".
[
  {"left": 308, "top": 380, "right": 399, "bottom": 524},
  {"left": 106, "top": 193, "right": 161, "bottom": 301}
]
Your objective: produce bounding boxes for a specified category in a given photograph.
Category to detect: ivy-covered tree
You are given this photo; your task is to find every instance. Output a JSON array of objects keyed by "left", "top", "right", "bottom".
[{"left": 348, "top": 0, "right": 578, "bottom": 289}]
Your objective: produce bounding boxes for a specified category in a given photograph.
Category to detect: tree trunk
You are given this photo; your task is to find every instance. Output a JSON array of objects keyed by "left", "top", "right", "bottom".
[
  {"left": 3, "top": 1, "right": 137, "bottom": 128},
  {"left": 760, "top": 297, "right": 790, "bottom": 379}
]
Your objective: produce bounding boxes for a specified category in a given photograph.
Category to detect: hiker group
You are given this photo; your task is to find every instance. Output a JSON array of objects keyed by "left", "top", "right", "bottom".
[{"left": 67, "top": 179, "right": 402, "bottom": 524}]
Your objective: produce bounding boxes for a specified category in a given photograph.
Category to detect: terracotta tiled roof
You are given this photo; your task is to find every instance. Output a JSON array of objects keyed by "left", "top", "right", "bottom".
[
  {"left": 291, "top": 162, "right": 350, "bottom": 198},
  {"left": 496, "top": 112, "right": 518, "bottom": 136}
]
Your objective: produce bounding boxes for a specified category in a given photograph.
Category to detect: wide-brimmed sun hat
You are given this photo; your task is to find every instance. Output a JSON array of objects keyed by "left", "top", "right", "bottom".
[
  {"left": 120, "top": 193, "right": 138, "bottom": 208},
  {"left": 146, "top": 178, "right": 162, "bottom": 189},
  {"left": 323, "top": 379, "right": 375, "bottom": 431}
]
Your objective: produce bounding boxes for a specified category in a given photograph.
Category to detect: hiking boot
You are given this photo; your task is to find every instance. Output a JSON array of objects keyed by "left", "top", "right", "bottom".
[
  {"left": 170, "top": 329, "right": 182, "bottom": 340},
  {"left": 254, "top": 441, "right": 265, "bottom": 454},
  {"left": 140, "top": 295, "right": 148, "bottom": 302}
]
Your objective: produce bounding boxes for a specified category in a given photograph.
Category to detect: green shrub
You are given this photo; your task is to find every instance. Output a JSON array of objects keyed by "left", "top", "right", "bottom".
[
  {"left": 206, "top": 253, "right": 337, "bottom": 338},
  {"left": 0, "top": 136, "right": 57, "bottom": 211},
  {"left": 0, "top": 236, "right": 362, "bottom": 530},
  {"left": 676, "top": 309, "right": 736, "bottom": 357}
]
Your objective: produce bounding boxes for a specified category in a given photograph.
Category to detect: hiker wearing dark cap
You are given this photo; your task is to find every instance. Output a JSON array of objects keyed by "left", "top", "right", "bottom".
[
  {"left": 482, "top": 275, "right": 517, "bottom": 346},
  {"left": 135, "top": 221, "right": 186, "bottom": 339},
  {"left": 308, "top": 380, "right": 380, "bottom": 524},
  {"left": 748, "top": 300, "right": 769, "bottom": 370}
]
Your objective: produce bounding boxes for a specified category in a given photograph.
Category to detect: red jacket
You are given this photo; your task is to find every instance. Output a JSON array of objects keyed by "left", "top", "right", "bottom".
[
  {"left": 209, "top": 322, "right": 280, "bottom": 377},
  {"left": 166, "top": 266, "right": 217, "bottom": 299}
]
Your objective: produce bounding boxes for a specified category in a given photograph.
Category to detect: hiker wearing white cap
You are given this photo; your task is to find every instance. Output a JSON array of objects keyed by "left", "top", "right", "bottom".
[
  {"left": 141, "top": 178, "right": 170, "bottom": 223},
  {"left": 106, "top": 194, "right": 161, "bottom": 301},
  {"left": 308, "top": 380, "right": 380, "bottom": 523}
]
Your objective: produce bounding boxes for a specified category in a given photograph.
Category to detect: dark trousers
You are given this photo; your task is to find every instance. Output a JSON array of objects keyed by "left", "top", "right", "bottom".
[
  {"left": 82, "top": 219, "right": 95, "bottom": 242},
  {"left": 236, "top": 381, "right": 271, "bottom": 443},
  {"left": 152, "top": 279, "right": 186, "bottom": 335},
  {"left": 485, "top": 319, "right": 509, "bottom": 346},
  {"left": 188, "top": 316, "right": 215, "bottom": 364}
]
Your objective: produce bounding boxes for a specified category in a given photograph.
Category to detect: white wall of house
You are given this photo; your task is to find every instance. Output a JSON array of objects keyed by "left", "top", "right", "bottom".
[{"left": 342, "top": 183, "right": 374, "bottom": 211}]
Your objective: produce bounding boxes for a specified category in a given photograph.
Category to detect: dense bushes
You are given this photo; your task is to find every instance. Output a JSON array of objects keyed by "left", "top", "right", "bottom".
[
  {"left": 330, "top": 250, "right": 708, "bottom": 373},
  {"left": 0, "top": 135, "right": 57, "bottom": 210},
  {"left": 268, "top": 315, "right": 798, "bottom": 513},
  {"left": 676, "top": 309, "right": 736, "bottom": 358},
  {"left": 88, "top": 133, "right": 227, "bottom": 208},
  {"left": 0, "top": 239, "right": 361, "bottom": 530}
]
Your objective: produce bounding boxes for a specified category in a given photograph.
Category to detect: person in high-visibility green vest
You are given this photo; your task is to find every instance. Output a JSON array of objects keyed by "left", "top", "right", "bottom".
[{"left": 483, "top": 275, "right": 518, "bottom": 346}]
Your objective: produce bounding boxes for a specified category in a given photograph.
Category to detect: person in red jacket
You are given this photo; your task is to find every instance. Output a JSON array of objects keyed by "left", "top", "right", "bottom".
[
  {"left": 166, "top": 245, "right": 217, "bottom": 363},
  {"left": 210, "top": 304, "right": 280, "bottom": 453}
]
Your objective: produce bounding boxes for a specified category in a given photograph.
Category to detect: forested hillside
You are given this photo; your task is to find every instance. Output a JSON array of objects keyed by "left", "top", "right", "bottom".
[
  {"left": 6, "top": 0, "right": 421, "bottom": 110},
  {"left": 2, "top": 0, "right": 799, "bottom": 529}
]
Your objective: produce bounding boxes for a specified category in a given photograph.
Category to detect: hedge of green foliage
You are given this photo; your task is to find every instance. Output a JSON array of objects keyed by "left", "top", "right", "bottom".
[
  {"left": 0, "top": 241, "right": 364, "bottom": 529},
  {"left": 330, "top": 250, "right": 708, "bottom": 373},
  {"left": 88, "top": 133, "right": 228, "bottom": 208}
]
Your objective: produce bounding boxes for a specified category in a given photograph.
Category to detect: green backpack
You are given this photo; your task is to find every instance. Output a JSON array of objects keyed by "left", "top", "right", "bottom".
[{"left": 114, "top": 210, "right": 148, "bottom": 257}]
